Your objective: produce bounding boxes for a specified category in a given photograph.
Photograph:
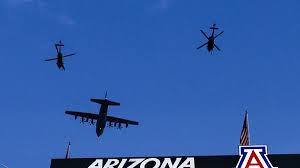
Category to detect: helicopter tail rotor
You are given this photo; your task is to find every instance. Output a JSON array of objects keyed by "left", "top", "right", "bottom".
[
  {"left": 210, "top": 24, "right": 219, "bottom": 30},
  {"left": 56, "top": 40, "right": 64, "bottom": 47},
  {"left": 55, "top": 40, "right": 64, "bottom": 53}
]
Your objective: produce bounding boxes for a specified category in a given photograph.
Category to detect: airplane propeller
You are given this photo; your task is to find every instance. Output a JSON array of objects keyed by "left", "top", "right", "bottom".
[{"left": 118, "top": 123, "right": 122, "bottom": 129}]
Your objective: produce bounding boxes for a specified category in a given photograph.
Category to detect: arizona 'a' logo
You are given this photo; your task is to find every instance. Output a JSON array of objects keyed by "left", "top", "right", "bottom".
[{"left": 236, "top": 145, "right": 277, "bottom": 168}]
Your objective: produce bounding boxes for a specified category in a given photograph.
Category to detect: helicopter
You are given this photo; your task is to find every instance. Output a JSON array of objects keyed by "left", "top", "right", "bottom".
[
  {"left": 44, "top": 40, "right": 75, "bottom": 70},
  {"left": 197, "top": 24, "right": 224, "bottom": 53}
]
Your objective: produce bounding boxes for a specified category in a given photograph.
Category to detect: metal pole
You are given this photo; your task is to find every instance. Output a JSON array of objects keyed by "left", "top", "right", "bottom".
[
  {"left": 246, "top": 111, "right": 250, "bottom": 146},
  {"left": 0, "top": 163, "right": 8, "bottom": 168}
]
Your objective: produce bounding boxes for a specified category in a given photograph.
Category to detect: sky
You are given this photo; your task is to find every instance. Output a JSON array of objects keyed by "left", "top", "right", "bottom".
[{"left": 0, "top": 0, "right": 300, "bottom": 167}]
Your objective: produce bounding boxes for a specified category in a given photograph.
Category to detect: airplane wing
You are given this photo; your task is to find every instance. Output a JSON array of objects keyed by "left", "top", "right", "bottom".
[
  {"left": 65, "top": 111, "right": 99, "bottom": 120},
  {"left": 106, "top": 116, "right": 139, "bottom": 126}
]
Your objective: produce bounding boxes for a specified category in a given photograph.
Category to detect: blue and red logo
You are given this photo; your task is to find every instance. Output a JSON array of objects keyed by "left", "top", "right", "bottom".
[{"left": 236, "top": 145, "right": 277, "bottom": 168}]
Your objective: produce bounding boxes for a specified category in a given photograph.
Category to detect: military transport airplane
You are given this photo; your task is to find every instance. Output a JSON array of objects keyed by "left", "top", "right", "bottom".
[
  {"left": 65, "top": 93, "right": 139, "bottom": 137},
  {"left": 197, "top": 24, "right": 224, "bottom": 53},
  {"left": 44, "top": 40, "right": 75, "bottom": 70}
]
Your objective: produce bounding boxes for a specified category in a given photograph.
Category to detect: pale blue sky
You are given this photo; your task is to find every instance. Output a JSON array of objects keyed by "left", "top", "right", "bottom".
[{"left": 0, "top": 0, "right": 300, "bottom": 167}]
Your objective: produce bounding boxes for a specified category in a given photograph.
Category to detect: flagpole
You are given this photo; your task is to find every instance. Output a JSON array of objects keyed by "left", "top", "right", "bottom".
[
  {"left": 65, "top": 141, "right": 71, "bottom": 159},
  {"left": 246, "top": 111, "right": 250, "bottom": 145}
]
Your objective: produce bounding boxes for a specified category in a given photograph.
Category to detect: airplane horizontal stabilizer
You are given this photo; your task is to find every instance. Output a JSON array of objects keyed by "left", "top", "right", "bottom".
[{"left": 90, "top": 99, "right": 120, "bottom": 106}]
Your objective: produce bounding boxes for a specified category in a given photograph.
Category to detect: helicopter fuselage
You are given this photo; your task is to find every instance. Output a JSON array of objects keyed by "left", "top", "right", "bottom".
[
  {"left": 56, "top": 53, "right": 64, "bottom": 70},
  {"left": 197, "top": 24, "right": 223, "bottom": 53},
  {"left": 207, "top": 36, "right": 215, "bottom": 51}
]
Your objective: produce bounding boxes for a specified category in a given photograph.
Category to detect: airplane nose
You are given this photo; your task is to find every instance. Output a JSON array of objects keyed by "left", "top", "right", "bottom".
[{"left": 96, "top": 128, "right": 103, "bottom": 137}]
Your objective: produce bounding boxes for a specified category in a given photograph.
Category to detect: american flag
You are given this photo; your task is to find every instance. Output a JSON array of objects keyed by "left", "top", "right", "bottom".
[{"left": 240, "top": 112, "right": 250, "bottom": 146}]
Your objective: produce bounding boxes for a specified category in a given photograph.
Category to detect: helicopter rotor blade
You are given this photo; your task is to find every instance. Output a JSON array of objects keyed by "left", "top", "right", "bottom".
[
  {"left": 200, "top": 30, "right": 209, "bottom": 39},
  {"left": 197, "top": 42, "right": 208, "bottom": 49},
  {"left": 63, "top": 53, "right": 75, "bottom": 58},
  {"left": 214, "top": 31, "right": 224, "bottom": 39},
  {"left": 210, "top": 24, "right": 219, "bottom": 30},
  {"left": 214, "top": 44, "right": 221, "bottom": 51},
  {"left": 45, "top": 58, "right": 58, "bottom": 61}
]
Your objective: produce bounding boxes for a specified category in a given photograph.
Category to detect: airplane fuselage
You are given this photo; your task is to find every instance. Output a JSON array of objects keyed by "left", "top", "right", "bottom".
[
  {"left": 65, "top": 97, "right": 137, "bottom": 138},
  {"left": 96, "top": 103, "right": 109, "bottom": 137}
]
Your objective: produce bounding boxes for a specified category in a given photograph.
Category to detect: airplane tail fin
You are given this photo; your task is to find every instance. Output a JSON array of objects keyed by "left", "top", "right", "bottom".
[
  {"left": 90, "top": 99, "right": 120, "bottom": 106},
  {"left": 91, "top": 91, "right": 120, "bottom": 106}
]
